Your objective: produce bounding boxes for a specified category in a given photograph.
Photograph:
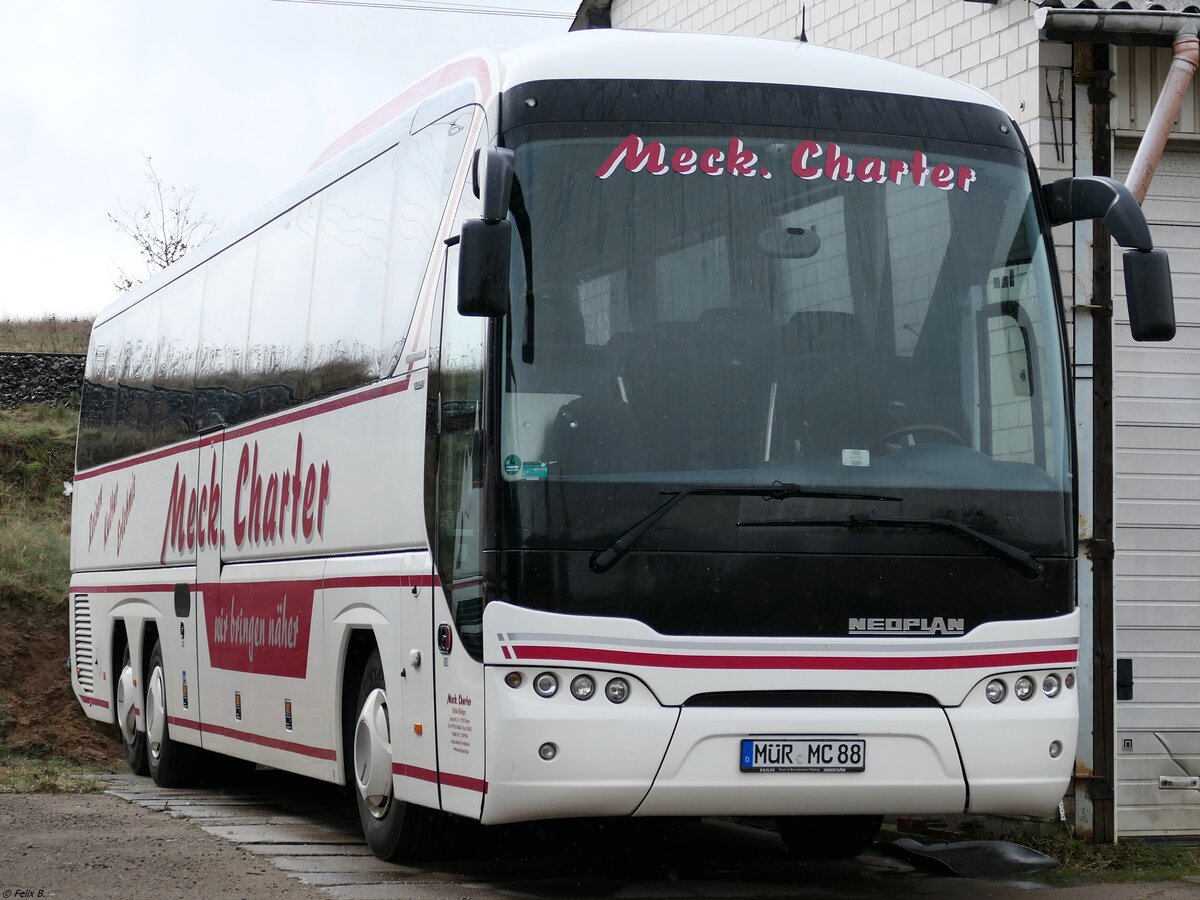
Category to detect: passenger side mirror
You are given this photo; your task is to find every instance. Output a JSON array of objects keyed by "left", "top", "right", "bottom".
[
  {"left": 458, "top": 147, "right": 516, "bottom": 317},
  {"left": 1123, "top": 249, "right": 1175, "bottom": 342},
  {"left": 457, "top": 217, "right": 512, "bottom": 317},
  {"left": 1042, "top": 176, "right": 1175, "bottom": 342}
]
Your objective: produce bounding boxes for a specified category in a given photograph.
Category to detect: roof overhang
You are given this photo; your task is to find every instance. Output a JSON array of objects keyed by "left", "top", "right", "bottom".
[{"left": 1035, "top": 7, "right": 1200, "bottom": 47}]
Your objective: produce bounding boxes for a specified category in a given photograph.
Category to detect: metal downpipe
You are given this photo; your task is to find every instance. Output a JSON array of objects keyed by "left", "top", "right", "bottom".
[{"left": 1125, "top": 32, "right": 1199, "bottom": 204}]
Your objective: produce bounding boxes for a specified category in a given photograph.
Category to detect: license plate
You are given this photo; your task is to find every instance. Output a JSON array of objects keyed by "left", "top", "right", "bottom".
[{"left": 740, "top": 737, "right": 866, "bottom": 773}]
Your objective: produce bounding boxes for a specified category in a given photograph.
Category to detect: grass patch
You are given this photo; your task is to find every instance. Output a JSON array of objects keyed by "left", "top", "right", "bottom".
[
  {"left": 987, "top": 829, "right": 1200, "bottom": 885},
  {"left": 0, "top": 315, "right": 91, "bottom": 354},
  {"left": 0, "top": 748, "right": 104, "bottom": 794},
  {"left": 0, "top": 404, "right": 76, "bottom": 611}
]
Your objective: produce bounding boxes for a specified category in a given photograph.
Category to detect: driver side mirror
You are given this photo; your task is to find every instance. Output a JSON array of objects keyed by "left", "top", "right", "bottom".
[
  {"left": 1041, "top": 176, "right": 1175, "bottom": 342},
  {"left": 458, "top": 147, "right": 516, "bottom": 317}
]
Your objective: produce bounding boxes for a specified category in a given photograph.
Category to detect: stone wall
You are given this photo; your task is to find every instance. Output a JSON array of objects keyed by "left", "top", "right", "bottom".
[{"left": 0, "top": 353, "right": 85, "bottom": 409}]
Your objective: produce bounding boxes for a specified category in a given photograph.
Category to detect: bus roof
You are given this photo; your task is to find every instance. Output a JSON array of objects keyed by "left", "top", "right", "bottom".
[{"left": 497, "top": 28, "right": 1002, "bottom": 111}]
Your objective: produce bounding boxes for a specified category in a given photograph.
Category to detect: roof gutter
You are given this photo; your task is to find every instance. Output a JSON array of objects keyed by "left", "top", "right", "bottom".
[{"left": 1035, "top": 7, "right": 1200, "bottom": 204}]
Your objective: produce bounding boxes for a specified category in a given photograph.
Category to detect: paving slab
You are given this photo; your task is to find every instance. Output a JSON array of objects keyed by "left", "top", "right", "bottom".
[
  {"left": 272, "top": 855, "right": 422, "bottom": 874},
  {"left": 240, "top": 842, "right": 373, "bottom": 857},
  {"left": 288, "top": 870, "right": 427, "bottom": 886},
  {"left": 199, "top": 823, "right": 363, "bottom": 844}
]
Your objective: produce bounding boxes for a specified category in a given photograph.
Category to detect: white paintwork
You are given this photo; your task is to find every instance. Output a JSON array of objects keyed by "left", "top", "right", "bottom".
[
  {"left": 946, "top": 669, "right": 1079, "bottom": 816},
  {"left": 637, "top": 707, "right": 965, "bottom": 817}
]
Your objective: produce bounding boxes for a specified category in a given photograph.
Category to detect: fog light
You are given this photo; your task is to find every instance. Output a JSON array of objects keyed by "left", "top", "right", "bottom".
[
  {"left": 504, "top": 671, "right": 523, "bottom": 689},
  {"left": 1042, "top": 673, "right": 1062, "bottom": 698},
  {"left": 538, "top": 742, "right": 557, "bottom": 760},
  {"left": 985, "top": 679, "right": 1007, "bottom": 704},
  {"left": 1065, "top": 672, "right": 1076, "bottom": 690},
  {"left": 1015, "top": 676, "right": 1035, "bottom": 701},
  {"left": 533, "top": 672, "right": 558, "bottom": 698},
  {"left": 570, "top": 674, "right": 596, "bottom": 701},
  {"left": 1049, "top": 740, "right": 1063, "bottom": 759},
  {"left": 605, "top": 677, "right": 630, "bottom": 704}
]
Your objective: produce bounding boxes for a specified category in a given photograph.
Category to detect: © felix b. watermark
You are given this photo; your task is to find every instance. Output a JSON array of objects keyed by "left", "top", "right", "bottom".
[{"left": 4, "top": 890, "right": 47, "bottom": 898}]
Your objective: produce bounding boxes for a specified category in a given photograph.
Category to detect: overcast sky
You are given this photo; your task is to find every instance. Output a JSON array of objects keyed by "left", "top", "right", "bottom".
[{"left": 0, "top": 0, "right": 576, "bottom": 321}]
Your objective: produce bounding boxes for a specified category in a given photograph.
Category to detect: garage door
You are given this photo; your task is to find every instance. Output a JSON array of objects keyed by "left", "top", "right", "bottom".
[{"left": 1113, "top": 147, "right": 1200, "bottom": 838}]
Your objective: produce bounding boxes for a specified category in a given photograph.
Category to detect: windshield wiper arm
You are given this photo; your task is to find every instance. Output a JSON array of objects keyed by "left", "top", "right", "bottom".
[
  {"left": 739, "top": 513, "right": 1044, "bottom": 580},
  {"left": 590, "top": 483, "right": 901, "bottom": 574}
]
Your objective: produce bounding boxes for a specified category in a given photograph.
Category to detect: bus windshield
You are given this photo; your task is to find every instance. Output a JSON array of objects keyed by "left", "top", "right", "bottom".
[{"left": 497, "top": 122, "right": 1071, "bottom": 558}]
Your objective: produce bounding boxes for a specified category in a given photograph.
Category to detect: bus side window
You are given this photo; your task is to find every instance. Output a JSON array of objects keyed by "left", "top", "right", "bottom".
[
  {"left": 307, "top": 146, "right": 399, "bottom": 397},
  {"left": 244, "top": 198, "right": 319, "bottom": 413}
]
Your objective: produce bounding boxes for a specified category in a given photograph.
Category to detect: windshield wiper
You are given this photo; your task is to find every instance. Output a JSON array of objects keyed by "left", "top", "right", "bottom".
[
  {"left": 590, "top": 483, "right": 901, "bottom": 574},
  {"left": 738, "top": 513, "right": 1044, "bottom": 580}
]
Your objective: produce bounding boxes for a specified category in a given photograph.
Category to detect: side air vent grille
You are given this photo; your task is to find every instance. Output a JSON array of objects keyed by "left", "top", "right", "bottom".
[{"left": 72, "top": 595, "right": 94, "bottom": 691}]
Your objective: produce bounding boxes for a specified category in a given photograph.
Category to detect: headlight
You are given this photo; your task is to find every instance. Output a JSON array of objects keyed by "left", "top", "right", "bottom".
[
  {"left": 533, "top": 672, "right": 559, "bottom": 698},
  {"left": 985, "top": 679, "right": 1007, "bottom": 704},
  {"left": 570, "top": 674, "right": 596, "bottom": 701},
  {"left": 1014, "top": 676, "right": 1035, "bottom": 701},
  {"left": 1042, "top": 673, "right": 1062, "bottom": 698},
  {"left": 605, "top": 677, "right": 630, "bottom": 704}
]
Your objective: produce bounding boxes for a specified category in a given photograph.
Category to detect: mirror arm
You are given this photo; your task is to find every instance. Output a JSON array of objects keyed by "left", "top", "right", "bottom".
[{"left": 1041, "top": 176, "right": 1153, "bottom": 251}]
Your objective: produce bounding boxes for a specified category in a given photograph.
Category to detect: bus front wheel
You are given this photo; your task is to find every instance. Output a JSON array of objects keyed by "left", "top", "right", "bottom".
[
  {"left": 776, "top": 815, "right": 882, "bottom": 859},
  {"left": 351, "top": 650, "right": 440, "bottom": 861}
]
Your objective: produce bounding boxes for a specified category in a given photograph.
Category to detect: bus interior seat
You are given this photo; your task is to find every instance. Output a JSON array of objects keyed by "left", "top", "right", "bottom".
[
  {"left": 546, "top": 394, "right": 643, "bottom": 477},
  {"left": 688, "top": 306, "right": 781, "bottom": 469},
  {"left": 771, "top": 310, "right": 884, "bottom": 461}
]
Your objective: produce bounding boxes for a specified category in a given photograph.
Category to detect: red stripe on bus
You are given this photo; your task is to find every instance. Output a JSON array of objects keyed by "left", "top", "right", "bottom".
[
  {"left": 73, "top": 573, "right": 440, "bottom": 597},
  {"left": 80, "top": 695, "right": 110, "bottom": 709},
  {"left": 168, "top": 716, "right": 337, "bottom": 760},
  {"left": 394, "top": 763, "right": 487, "bottom": 794},
  {"left": 74, "top": 377, "right": 412, "bottom": 482},
  {"left": 75, "top": 439, "right": 202, "bottom": 482},
  {"left": 72, "top": 583, "right": 179, "bottom": 594},
  {"left": 310, "top": 57, "right": 492, "bottom": 173},
  {"left": 439, "top": 771, "right": 488, "bottom": 794},
  {"left": 510, "top": 645, "right": 1078, "bottom": 672},
  {"left": 394, "top": 762, "right": 439, "bottom": 784},
  {"left": 223, "top": 377, "right": 410, "bottom": 442}
]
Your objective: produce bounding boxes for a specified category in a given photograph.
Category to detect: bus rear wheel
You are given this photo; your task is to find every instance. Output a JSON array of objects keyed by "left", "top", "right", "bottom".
[
  {"left": 116, "top": 644, "right": 148, "bottom": 775},
  {"left": 776, "top": 815, "right": 882, "bottom": 859},
  {"left": 351, "top": 649, "right": 440, "bottom": 861},
  {"left": 145, "top": 639, "right": 197, "bottom": 787}
]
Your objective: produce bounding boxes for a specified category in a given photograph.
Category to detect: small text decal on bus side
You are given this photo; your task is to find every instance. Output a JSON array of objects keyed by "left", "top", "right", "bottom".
[{"left": 595, "top": 135, "right": 977, "bottom": 192}]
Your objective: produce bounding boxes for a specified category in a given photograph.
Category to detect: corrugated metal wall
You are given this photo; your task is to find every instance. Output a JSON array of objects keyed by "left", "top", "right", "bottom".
[{"left": 1112, "top": 118, "right": 1200, "bottom": 834}]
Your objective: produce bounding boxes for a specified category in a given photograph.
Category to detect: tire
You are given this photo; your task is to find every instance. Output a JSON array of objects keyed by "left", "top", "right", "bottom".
[
  {"left": 116, "top": 644, "right": 148, "bottom": 776},
  {"left": 776, "top": 815, "right": 882, "bottom": 859},
  {"left": 145, "top": 639, "right": 197, "bottom": 787},
  {"left": 350, "top": 649, "right": 441, "bottom": 861}
]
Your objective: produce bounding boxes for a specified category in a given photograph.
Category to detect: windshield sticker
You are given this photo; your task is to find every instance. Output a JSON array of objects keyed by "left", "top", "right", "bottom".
[
  {"left": 503, "top": 454, "right": 522, "bottom": 477},
  {"left": 521, "top": 462, "right": 549, "bottom": 480},
  {"left": 595, "top": 135, "right": 977, "bottom": 193}
]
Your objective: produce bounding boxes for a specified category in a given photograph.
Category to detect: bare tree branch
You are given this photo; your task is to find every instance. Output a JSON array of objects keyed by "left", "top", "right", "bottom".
[{"left": 108, "top": 155, "right": 216, "bottom": 292}]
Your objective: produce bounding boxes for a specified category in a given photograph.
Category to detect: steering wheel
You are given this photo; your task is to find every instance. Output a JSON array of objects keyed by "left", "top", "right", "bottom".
[{"left": 874, "top": 424, "right": 964, "bottom": 454}]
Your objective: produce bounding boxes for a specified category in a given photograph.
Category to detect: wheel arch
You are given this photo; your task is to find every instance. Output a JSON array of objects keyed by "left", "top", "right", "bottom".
[{"left": 340, "top": 628, "right": 380, "bottom": 790}]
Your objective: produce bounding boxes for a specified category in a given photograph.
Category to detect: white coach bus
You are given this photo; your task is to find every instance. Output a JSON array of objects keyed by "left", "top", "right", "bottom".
[{"left": 70, "top": 29, "right": 1175, "bottom": 860}]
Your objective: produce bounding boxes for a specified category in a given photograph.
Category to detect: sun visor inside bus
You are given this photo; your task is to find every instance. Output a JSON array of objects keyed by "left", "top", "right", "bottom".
[{"left": 412, "top": 83, "right": 479, "bottom": 135}]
